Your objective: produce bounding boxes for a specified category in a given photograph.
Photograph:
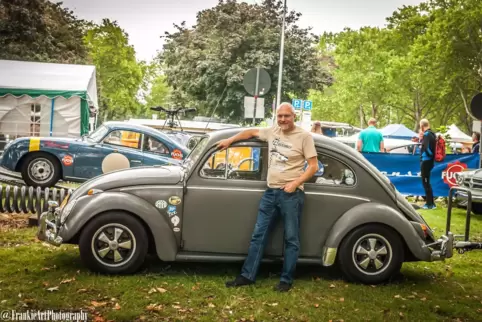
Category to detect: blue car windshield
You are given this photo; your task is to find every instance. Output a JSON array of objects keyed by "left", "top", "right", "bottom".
[{"left": 87, "top": 125, "right": 109, "bottom": 142}]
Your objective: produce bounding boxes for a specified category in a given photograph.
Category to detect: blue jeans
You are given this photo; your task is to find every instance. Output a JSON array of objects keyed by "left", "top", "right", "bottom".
[{"left": 241, "top": 188, "right": 304, "bottom": 284}]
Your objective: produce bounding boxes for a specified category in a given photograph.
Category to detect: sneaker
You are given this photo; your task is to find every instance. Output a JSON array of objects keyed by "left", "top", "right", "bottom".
[
  {"left": 273, "top": 282, "right": 291, "bottom": 292},
  {"left": 422, "top": 204, "right": 437, "bottom": 210},
  {"left": 225, "top": 275, "right": 254, "bottom": 288}
]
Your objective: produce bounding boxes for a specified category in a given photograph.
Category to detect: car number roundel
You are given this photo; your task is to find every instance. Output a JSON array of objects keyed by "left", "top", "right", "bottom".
[{"left": 171, "top": 149, "right": 183, "bottom": 160}]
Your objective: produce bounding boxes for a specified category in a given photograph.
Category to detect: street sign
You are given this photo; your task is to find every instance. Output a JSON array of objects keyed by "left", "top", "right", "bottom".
[
  {"left": 243, "top": 68, "right": 271, "bottom": 97},
  {"left": 244, "top": 96, "right": 265, "bottom": 119},
  {"left": 303, "top": 100, "right": 313, "bottom": 111},
  {"left": 292, "top": 99, "right": 302, "bottom": 110}
]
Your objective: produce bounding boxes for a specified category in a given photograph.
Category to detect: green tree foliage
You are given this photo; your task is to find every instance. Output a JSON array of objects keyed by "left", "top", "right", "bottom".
[
  {"left": 0, "top": 0, "right": 88, "bottom": 63},
  {"left": 311, "top": 0, "right": 482, "bottom": 133},
  {"left": 159, "top": 0, "right": 333, "bottom": 122},
  {"left": 84, "top": 19, "right": 148, "bottom": 121}
]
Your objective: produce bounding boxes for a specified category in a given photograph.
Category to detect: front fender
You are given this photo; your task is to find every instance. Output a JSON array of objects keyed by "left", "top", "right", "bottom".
[
  {"left": 322, "top": 202, "right": 431, "bottom": 266},
  {"left": 60, "top": 191, "right": 178, "bottom": 261}
]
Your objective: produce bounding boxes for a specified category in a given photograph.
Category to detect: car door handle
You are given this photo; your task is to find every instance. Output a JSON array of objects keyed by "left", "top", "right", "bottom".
[{"left": 131, "top": 160, "right": 142, "bottom": 163}]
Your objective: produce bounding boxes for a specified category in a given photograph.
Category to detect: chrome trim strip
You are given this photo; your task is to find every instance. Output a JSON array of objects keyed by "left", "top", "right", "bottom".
[
  {"left": 188, "top": 186, "right": 265, "bottom": 193},
  {"left": 188, "top": 186, "right": 370, "bottom": 201},
  {"left": 322, "top": 246, "right": 337, "bottom": 266},
  {"left": 120, "top": 185, "right": 183, "bottom": 192},
  {"left": 305, "top": 191, "right": 370, "bottom": 202}
]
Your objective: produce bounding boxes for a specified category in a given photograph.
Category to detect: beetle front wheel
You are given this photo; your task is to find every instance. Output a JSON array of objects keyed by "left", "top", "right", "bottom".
[
  {"left": 337, "top": 224, "right": 404, "bottom": 284},
  {"left": 79, "top": 211, "right": 148, "bottom": 274}
]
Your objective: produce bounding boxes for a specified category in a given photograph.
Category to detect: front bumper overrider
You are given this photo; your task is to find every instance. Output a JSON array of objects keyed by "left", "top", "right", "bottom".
[{"left": 37, "top": 201, "right": 63, "bottom": 246}]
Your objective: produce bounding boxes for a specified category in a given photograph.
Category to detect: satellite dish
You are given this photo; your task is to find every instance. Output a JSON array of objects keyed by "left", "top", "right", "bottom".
[
  {"left": 243, "top": 68, "right": 271, "bottom": 96},
  {"left": 470, "top": 93, "right": 482, "bottom": 119}
]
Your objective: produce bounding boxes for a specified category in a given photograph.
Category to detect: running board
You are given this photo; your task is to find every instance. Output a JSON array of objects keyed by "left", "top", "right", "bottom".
[{"left": 175, "top": 252, "right": 321, "bottom": 264}]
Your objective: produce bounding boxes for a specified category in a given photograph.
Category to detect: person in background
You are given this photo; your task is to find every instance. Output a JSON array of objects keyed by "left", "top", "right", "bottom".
[
  {"left": 419, "top": 119, "right": 437, "bottom": 210},
  {"left": 357, "top": 118, "right": 384, "bottom": 153},
  {"left": 311, "top": 121, "right": 323, "bottom": 134},
  {"left": 472, "top": 132, "right": 480, "bottom": 153}
]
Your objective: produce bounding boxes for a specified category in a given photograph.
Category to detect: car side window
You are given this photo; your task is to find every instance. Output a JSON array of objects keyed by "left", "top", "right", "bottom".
[
  {"left": 103, "top": 130, "right": 141, "bottom": 150},
  {"left": 143, "top": 135, "right": 169, "bottom": 155},
  {"left": 305, "top": 153, "right": 356, "bottom": 187},
  {"left": 201, "top": 146, "right": 264, "bottom": 181}
]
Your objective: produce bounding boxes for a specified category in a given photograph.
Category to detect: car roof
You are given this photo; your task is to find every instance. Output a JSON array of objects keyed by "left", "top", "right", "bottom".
[
  {"left": 102, "top": 121, "right": 188, "bottom": 148},
  {"left": 202, "top": 126, "right": 357, "bottom": 155}
]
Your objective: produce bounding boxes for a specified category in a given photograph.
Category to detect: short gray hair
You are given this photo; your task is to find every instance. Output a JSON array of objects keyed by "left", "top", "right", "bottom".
[
  {"left": 278, "top": 102, "right": 296, "bottom": 114},
  {"left": 420, "top": 119, "right": 430, "bottom": 128}
]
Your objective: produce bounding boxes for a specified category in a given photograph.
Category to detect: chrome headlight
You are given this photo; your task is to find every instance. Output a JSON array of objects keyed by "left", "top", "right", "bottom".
[{"left": 455, "top": 173, "right": 465, "bottom": 186}]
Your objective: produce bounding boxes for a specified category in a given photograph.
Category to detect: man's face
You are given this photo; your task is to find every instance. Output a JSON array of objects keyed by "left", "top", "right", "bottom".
[{"left": 277, "top": 106, "right": 295, "bottom": 131}]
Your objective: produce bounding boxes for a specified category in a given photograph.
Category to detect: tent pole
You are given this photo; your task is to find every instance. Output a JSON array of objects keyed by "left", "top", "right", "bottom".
[{"left": 49, "top": 99, "right": 55, "bottom": 137}]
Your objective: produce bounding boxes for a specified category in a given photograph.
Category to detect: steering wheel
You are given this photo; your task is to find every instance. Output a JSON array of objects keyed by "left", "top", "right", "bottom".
[{"left": 227, "top": 158, "right": 256, "bottom": 179}]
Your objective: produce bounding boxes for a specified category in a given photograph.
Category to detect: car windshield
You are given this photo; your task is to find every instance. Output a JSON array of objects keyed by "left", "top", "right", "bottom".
[
  {"left": 183, "top": 136, "right": 209, "bottom": 173},
  {"left": 87, "top": 125, "right": 109, "bottom": 142}
]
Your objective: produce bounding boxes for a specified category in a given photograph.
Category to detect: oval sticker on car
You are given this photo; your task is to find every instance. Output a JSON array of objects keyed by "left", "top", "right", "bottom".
[
  {"left": 169, "top": 196, "right": 181, "bottom": 205},
  {"left": 171, "top": 149, "right": 183, "bottom": 160}
]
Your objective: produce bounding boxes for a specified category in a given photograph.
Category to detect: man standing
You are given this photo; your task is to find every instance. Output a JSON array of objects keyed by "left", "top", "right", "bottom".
[
  {"left": 218, "top": 103, "right": 319, "bottom": 292},
  {"left": 472, "top": 132, "right": 480, "bottom": 153},
  {"left": 357, "top": 118, "right": 384, "bottom": 153},
  {"left": 419, "top": 119, "right": 437, "bottom": 210}
]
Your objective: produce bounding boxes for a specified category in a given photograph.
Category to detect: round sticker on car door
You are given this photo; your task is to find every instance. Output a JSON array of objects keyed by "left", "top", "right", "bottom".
[
  {"left": 171, "top": 149, "right": 183, "bottom": 160},
  {"left": 169, "top": 196, "right": 181, "bottom": 205},
  {"left": 62, "top": 155, "right": 74, "bottom": 166}
]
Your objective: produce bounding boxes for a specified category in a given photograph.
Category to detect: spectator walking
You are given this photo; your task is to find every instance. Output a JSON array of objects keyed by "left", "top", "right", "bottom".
[
  {"left": 419, "top": 119, "right": 437, "bottom": 210},
  {"left": 357, "top": 118, "right": 384, "bottom": 153}
]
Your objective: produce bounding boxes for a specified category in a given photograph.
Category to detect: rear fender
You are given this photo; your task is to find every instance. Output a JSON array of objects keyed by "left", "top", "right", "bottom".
[
  {"left": 322, "top": 202, "right": 431, "bottom": 266},
  {"left": 60, "top": 192, "right": 178, "bottom": 261}
]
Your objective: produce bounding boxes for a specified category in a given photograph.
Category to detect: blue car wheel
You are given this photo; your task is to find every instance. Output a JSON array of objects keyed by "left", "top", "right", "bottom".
[{"left": 21, "top": 152, "right": 61, "bottom": 188}]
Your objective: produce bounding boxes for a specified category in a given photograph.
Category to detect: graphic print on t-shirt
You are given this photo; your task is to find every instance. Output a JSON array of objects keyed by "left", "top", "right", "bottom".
[{"left": 269, "top": 137, "right": 292, "bottom": 171}]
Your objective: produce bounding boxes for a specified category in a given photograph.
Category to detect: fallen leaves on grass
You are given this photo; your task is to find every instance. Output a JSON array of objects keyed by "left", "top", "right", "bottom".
[
  {"left": 91, "top": 301, "right": 108, "bottom": 308},
  {"left": 314, "top": 304, "right": 319, "bottom": 308},
  {"left": 60, "top": 278, "right": 75, "bottom": 284},
  {"left": 207, "top": 303, "right": 215, "bottom": 308},
  {"left": 148, "top": 287, "right": 167, "bottom": 294},
  {"left": 146, "top": 304, "right": 163, "bottom": 312},
  {"left": 113, "top": 303, "right": 121, "bottom": 310},
  {"left": 329, "top": 284, "right": 336, "bottom": 289},
  {"left": 46, "top": 286, "right": 59, "bottom": 292},
  {"left": 0, "top": 214, "right": 29, "bottom": 230}
]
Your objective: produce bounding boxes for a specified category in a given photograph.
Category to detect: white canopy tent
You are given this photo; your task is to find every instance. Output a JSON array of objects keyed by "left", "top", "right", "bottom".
[
  {"left": 0, "top": 59, "right": 98, "bottom": 138},
  {"left": 445, "top": 124, "right": 473, "bottom": 143}
]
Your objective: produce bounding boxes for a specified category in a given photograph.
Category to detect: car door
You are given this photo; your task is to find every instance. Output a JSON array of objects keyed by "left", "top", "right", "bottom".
[
  {"left": 73, "top": 129, "right": 144, "bottom": 179},
  {"left": 181, "top": 142, "right": 285, "bottom": 256}
]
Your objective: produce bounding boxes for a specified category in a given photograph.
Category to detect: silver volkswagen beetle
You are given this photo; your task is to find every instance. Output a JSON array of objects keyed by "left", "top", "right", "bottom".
[{"left": 38, "top": 128, "right": 454, "bottom": 284}]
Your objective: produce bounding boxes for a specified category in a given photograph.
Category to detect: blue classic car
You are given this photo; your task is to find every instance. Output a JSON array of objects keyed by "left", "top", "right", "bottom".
[{"left": 0, "top": 122, "right": 190, "bottom": 188}]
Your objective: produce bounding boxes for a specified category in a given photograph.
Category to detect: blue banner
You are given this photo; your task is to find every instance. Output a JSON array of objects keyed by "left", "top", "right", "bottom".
[{"left": 362, "top": 153, "right": 480, "bottom": 197}]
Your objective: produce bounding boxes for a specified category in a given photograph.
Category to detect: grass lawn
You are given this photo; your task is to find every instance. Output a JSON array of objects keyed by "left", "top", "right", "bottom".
[{"left": 0, "top": 206, "right": 481, "bottom": 322}]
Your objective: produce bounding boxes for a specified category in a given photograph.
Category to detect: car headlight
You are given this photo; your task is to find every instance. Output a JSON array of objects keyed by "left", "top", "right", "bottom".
[{"left": 456, "top": 173, "right": 465, "bottom": 186}]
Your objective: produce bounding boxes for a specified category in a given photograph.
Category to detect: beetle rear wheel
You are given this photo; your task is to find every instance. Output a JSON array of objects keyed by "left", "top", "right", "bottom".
[
  {"left": 337, "top": 224, "right": 404, "bottom": 284},
  {"left": 79, "top": 212, "right": 148, "bottom": 274}
]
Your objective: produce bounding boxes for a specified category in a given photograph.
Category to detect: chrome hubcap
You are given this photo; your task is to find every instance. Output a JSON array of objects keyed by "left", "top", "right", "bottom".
[
  {"left": 352, "top": 234, "right": 392, "bottom": 275},
  {"left": 29, "top": 158, "right": 53, "bottom": 182},
  {"left": 91, "top": 224, "right": 136, "bottom": 267}
]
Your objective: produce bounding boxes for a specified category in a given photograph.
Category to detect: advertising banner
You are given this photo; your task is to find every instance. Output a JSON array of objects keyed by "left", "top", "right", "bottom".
[{"left": 362, "top": 153, "right": 480, "bottom": 197}]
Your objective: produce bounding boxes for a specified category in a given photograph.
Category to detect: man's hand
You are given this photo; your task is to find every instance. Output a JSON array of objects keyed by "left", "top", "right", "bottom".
[
  {"left": 281, "top": 180, "right": 300, "bottom": 193},
  {"left": 217, "top": 138, "right": 233, "bottom": 151}
]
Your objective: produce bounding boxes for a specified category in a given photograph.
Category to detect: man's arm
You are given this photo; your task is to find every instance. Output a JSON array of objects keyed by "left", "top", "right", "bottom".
[
  {"left": 357, "top": 139, "right": 362, "bottom": 152},
  {"left": 217, "top": 128, "right": 261, "bottom": 150},
  {"left": 379, "top": 135, "right": 385, "bottom": 152}
]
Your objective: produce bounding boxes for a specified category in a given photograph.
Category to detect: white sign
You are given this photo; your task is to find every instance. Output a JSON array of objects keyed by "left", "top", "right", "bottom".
[
  {"left": 244, "top": 96, "right": 265, "bottom": 119},
  {"left": 301, "top": 111, "right": 312, "bottom": 131},
  {"left": 473, "top": 120, "right": 481, "bottom": 133}
]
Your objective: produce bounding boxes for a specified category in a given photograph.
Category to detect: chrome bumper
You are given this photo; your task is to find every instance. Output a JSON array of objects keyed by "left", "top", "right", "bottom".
[
  {"left": 37, "top": 201, "right": 63, "bottom": 247},
  {"left": 455, "top": 190, "right": 482, "bottom": 203},
  {"left": 428, "top": 232, "right": 454, "bottom": 261}
]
